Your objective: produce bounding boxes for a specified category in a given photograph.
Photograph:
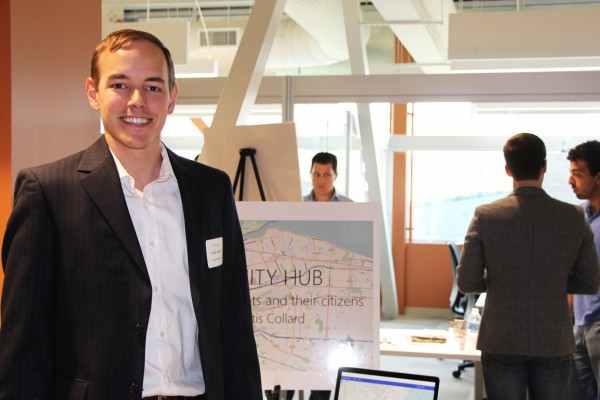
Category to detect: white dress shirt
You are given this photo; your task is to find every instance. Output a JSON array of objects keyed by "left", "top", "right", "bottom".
[{"left": 111, "top": 145, "right": 204, "bottom": 397}]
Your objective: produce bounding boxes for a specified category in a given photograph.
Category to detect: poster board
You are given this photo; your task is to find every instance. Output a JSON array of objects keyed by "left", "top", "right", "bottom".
[
  {"left": 237, "top": 202, "right": 380, "bottom": 391},
  {"left": 200, "top": 123, "right": 302, "bottom": 201}
]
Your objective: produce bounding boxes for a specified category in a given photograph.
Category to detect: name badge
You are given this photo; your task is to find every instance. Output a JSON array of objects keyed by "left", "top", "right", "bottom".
[{"left": 206, "top": 237, "right": 223, "bottom": 268}]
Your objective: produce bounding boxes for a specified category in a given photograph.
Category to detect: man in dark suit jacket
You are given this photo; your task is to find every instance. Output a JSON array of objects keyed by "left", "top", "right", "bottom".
[
  {"left": 0, "top": 29, "right": 262, "bottom": 400},
  {"left": 457, "top": 133, "right": 600, "bottom": 400}
]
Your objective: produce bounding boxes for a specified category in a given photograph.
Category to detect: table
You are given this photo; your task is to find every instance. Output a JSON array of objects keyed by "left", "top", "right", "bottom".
[{"left": 380, "top": 328, "right": 485, "bottom": 400}]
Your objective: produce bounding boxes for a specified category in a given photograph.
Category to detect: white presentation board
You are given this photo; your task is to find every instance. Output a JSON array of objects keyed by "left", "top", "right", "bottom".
[
  {"left": 236, "top": 202, "right": 381, "bottom": 391},
  {"left": 200, "top": 123, "right": 302, "bottom": 201}
]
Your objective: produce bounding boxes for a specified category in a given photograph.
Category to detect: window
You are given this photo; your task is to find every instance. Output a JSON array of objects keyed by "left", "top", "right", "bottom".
[
  {"left": 294, "top": 103, "right": 391, "bottom": 202},
  {"left": 159, "top": 100, "right": 598, "bottom": 244},
  {"left": 409, "top": 102, "right": 600, "bottom": 242}
]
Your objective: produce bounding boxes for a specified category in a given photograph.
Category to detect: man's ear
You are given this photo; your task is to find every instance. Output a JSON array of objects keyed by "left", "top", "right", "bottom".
[
  {"left": 167, "top": 82, "right": 179, "bottom": 114},
  {"left": 85, "top": 77, "right": 100, "bottom": 111},
  {"left": 505, "top": 165, "right": 513, "bottom": 177},
  {"left": 594, "top": 171, "right": 600, "bottom": 185}
]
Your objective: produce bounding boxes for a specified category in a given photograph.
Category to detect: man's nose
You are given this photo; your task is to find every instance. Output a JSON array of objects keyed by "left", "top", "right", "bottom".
[{"left": 128, "top": 89, "right": 146, "bottom": 108}]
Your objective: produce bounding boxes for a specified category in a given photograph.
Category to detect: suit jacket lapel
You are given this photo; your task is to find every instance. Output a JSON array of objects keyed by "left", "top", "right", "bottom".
[{"left": 78, "top": 137, "right": 148, "bottom": 279}]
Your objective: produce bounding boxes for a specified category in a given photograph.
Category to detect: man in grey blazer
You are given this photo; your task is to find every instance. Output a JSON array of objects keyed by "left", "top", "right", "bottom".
[
  {"left": 457, "top": 132, "right": 600, "bottom": 400},
  {"left": 0, "top": 30, "right": 262, "bottom": 400}
]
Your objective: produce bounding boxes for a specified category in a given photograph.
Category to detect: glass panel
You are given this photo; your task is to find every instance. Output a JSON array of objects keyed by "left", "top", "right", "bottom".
[
  {"left": 411, "top": 151, "right": 509, "bottom": 242},
  {"left": 410, "top": 101, "right": 598, "bottom": 242},
  {"left": 411, "top": 149, "right": 577, "bottom": 242}
]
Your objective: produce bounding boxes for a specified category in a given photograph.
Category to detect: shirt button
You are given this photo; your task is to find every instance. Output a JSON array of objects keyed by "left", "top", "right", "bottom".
[
  {"left": 166, "top": 377, "right": 171, "bottom": 383},
  {"left": 153, "top": 286, "right": 158, "bottom": 292},
  {"left": 149, "top": 241, "right": 155, "bottom": 247},
  {"left": 134, "top": 322, "right": 144, "bottom": 335},
  {"left": 129, "top": 382, "right": 139, "bottom": 394},
  {"left": 160, "top": 331, "right": 165, "bottom": 338}
]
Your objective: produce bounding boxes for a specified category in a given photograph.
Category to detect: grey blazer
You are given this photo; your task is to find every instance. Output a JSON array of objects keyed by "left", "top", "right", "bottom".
[
  {"left": 0, "top": 137, "right": 262, "bottom": 400},
  {"left": 457, "top": 185, "right": 600, "bottom": 357}
]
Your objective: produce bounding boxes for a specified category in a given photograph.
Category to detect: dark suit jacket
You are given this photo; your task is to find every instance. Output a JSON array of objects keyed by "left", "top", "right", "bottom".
[
  {"left": 0, "top": 137, "right": 262, "bottom": 400},
  {"left": 457, "top": 186, "right": 600, "bottom": 357}
]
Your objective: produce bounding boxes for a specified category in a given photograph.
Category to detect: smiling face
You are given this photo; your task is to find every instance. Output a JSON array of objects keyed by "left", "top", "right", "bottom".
[{"left": 85, "top": 39, "right": 178, "bottom": 158}]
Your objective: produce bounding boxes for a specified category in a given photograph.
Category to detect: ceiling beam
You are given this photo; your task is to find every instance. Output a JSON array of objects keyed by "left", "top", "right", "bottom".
[
  {"left": 177, "top": 71, "right": 600, "bottom": 105},
  {"left": 210, "top": 0, "right": 286, "bottom": 127}
]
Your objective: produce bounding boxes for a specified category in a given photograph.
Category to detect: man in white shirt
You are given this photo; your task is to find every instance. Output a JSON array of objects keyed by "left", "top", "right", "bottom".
[{"left": 0, "top": 29, "right": 261, "bottom": 400}]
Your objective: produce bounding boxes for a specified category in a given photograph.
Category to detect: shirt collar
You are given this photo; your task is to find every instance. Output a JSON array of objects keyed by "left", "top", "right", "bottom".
[
  {"left": 309, "top": 187, "right": 340, "bottom": 201},
  {"left": 583, "top": 200, "right": 600, "bottom": 221},
  {"left": 331, "top": 188, "right": 341, "bottom": 201},
  {"left": 110, "top": 143, "right": 176, "bottom": 190},
  {"left": 157, "top": 144, "right": 176, "bottom": 181}
]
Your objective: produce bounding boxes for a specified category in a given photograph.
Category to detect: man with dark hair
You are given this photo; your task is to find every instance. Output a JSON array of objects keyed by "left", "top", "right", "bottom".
[
  {"left": 0, "top": 29, "right": 261, "bottom": 400},
  {"left": 293, "top": 151, "right": 352, "bottom": 400},
  {"left": 503, "top": 132, "right": 547, "bottom": 180},
  {"left": 457, "top": 133, "right": 600, "bottom": 400},
  {"left": 303, "top": 152, "right": 352, "bottom": 202},
  {"left": 311, "top": 152, "right": 338, "bottom": 170},
  {"left": 568, "top": 140, "right": 600, "bottom": 399}
]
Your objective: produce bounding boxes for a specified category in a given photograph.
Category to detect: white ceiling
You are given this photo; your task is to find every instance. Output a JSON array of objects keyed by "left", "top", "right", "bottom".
[{"left": 101, "top": 0, "right": 600, "bottom": 77}]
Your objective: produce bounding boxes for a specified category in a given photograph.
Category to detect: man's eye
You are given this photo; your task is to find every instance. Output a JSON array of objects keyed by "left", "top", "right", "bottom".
[
  {"left": 147, "top": 86, "right": 161, "bottom": 92},
  {"left": 111, "top": 83, "right": 126, "bottom": 89}
]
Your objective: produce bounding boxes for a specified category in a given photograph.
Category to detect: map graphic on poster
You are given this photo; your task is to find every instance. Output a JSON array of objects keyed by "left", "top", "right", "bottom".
[{"left": 237, "top": 202, "right": 380, "bottom": 391}]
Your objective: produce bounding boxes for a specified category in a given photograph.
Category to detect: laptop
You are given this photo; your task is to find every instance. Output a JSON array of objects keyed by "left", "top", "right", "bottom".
[{"left": 333, "top": 366, "right": 439, "bottom": 400}]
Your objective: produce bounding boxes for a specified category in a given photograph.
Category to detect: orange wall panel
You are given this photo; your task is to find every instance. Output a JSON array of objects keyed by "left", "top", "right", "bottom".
[
  {"left": 391, "top": 104, "right": 408, "bottom": 314},
  {"left": 2, "top": 0, "right": 101, "bottom": 310},
  {"left": 0, "top": 0, "right": 11, "bottom": 295},
  {"left": 11, "top": 0, "right": 100, "bottom": 180},
  {"left": 405, "top": 242, "right": 453, "bottom": 309}
]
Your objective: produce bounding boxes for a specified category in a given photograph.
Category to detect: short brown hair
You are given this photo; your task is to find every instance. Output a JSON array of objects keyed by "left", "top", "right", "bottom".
[
  {"left": 503, "top": 133, "right": 546, "bottom": 180},
  {"left": 90, "top": 29, "right": 176, "bottom": 91}
]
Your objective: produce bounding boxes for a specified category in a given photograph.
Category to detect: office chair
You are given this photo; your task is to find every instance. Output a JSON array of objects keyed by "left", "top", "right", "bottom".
[{"left": 448, "top": 242, "right": 477, "bottom": 378}]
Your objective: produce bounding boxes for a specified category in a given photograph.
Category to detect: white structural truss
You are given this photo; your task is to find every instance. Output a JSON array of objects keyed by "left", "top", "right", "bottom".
[{"left": 341, "top": 0, "right": 398, "bottom": 319}]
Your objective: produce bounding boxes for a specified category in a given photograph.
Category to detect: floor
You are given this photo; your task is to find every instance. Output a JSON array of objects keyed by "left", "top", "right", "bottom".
[
  {"left": 265, "top": 308, "right": 476, "bottom": 400},
  {"left": 379, "top": 308, "right": 476, "bottom": 400}
]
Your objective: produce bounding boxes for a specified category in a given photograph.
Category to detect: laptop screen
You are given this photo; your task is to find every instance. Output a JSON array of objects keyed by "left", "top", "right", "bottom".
[{"left": 334, "top": 367, "right": 439, "bottom": 400}]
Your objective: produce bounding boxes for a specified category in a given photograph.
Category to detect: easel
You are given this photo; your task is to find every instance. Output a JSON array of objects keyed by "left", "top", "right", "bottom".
[{"left": 232, "top": 148, "right": 266, "bottom": 201}]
